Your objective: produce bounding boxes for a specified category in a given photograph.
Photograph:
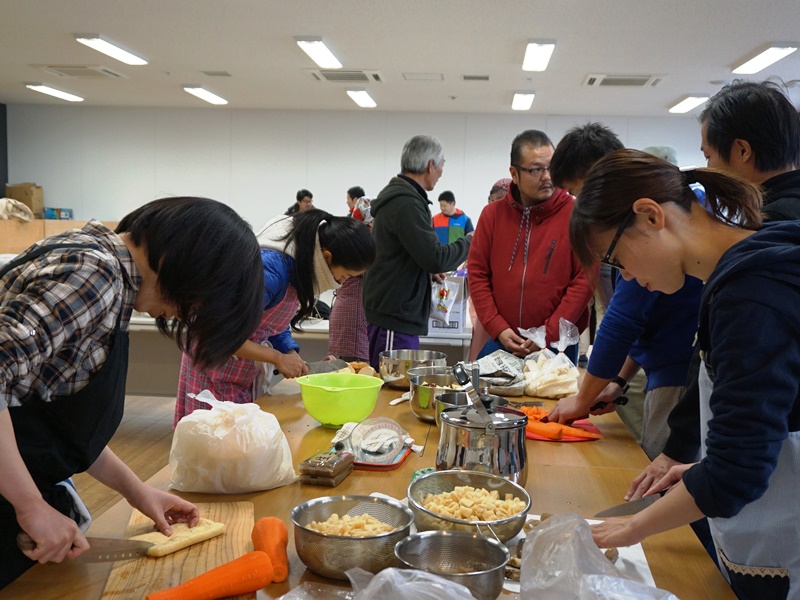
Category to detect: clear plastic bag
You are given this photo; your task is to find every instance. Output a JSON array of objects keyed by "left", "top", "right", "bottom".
[
  {"left": 169, "top": 389, "right": 296, "bottom": 493},
  {"left": 522, "top": 348, "right": 580, "bottom": 398},
  {"left": 430, "top": 278, "right": 459, "bottom": 325},
  {"left": 277, "top": 582, "right": 353, "bottom": 600},
  {"left": 347, "top": 567, "right": 477, "bottom": 599},
  {"left": 517, "top": 324, "right": 547, "bottom": 349},
  {"left": 520, "top": 513, "right": 678, "bottom": 600},
  {"left": 551, "top": 317, "right": 580, "bottom": 353}
]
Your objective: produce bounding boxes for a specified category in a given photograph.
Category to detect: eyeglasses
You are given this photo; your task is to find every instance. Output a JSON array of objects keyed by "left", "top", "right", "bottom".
[
  {"left": 514, "top": 164, "right": 551, "bottom": 178},
  {"left": 601, "top": 212, "right": 635, "bottom": 269}
]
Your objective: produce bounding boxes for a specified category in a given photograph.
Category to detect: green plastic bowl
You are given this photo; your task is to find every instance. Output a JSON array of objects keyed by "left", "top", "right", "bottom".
[{"left": 296, "top": 373, "right": 383, "bottom": 428}]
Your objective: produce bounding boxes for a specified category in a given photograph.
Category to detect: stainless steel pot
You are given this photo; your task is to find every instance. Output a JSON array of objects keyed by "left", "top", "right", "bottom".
[
  {"left": 408, "top": 367, "right": 489, "bottom": 423},
  {"left": 436, "top": 405, "right": 528, "bottom": 486},
  {"left": 434, "top": 391, "right": 507, "bottom": 427},
  {"left": 378, "top": 349, "right": 447, "bottom": 390}
]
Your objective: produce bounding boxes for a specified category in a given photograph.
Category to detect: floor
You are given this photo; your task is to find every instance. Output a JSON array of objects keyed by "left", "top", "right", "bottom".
[{"left": 72, "top": 395, "right": 175, "bottom": 518}]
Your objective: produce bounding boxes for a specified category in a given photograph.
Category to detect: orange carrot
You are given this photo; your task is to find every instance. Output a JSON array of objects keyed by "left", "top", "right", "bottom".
[
  {"left": 251, "top": 517, "right": 289, "bottom": 583},
  {"left": 519, "top": 405, "right": 549, "bottom": 421},
  {"left": 556, "top": 423, "right": 603, "bottom": 440},
  {"left": 146, "top": 551, "right": 273, "bottom": 600},
  {"left": 526, "top": 420, "right": 564, "bottom": 440}
]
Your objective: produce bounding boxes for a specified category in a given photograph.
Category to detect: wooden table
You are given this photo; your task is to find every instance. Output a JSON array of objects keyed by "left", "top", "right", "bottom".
[{"left": 3, "top": 381, "right": 735, "bottom": 600}]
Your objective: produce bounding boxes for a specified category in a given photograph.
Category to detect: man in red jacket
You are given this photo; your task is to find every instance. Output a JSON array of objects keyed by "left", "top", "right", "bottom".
[{"left": 468, "top": 129, "right": 592, "bottom": 363}]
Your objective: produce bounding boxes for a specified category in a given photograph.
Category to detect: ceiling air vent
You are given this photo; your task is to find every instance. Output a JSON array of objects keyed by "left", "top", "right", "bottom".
[
  {"left": 309, "top": 69, "right": 382, "bottom": 83},
  {"left": 36, "top": 64, "right": 127, "bottom": 79},
  {"left": 202, "top": 70, "right": 232, "bottom": 77},
  {"left": 402, "top": 72, "right": 443, "bottom": 81},
  {"left": 462, "top": 74, "right": 490, "bottom": 81},
  {"left": 584, "top": 73, "right": 665, "bottom": 87}
]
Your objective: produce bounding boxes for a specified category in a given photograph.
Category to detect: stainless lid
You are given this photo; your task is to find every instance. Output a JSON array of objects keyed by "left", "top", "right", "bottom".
[{"left": 439, "top": 405, "right": 528, "bottom": 429}]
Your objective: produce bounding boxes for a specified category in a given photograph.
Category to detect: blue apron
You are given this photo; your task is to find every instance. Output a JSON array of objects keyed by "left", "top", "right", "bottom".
[{"left": 698, "top": 361, "right": 797, "bottom": 599}]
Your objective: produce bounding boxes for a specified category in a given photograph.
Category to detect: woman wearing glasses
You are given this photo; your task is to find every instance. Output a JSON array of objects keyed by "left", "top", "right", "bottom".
[{"left": 576, "top": 150, "right": 800, "bottom": 599}]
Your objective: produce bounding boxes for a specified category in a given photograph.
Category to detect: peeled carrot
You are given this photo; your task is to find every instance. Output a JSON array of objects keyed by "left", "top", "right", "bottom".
[
  {"left": 145, "top": 551, "right": 273, "bottom": 600},
  {"left": 518, "top": 405, "right": 549, "bottom": 421},
  {"left": 556, "top": 423, "right": 603, "bottom": 440},
  {"left": 526, "top": 420, "right": 564, "bottom": 440},
  {"left": 251, "top": 517, "right": 289, "bottom": 583}
]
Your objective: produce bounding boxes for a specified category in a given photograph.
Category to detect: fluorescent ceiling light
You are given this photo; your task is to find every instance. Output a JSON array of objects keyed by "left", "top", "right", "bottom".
[
  {"left": 74, "top": 33, "right": 148, "bottom": 66},
  {"left": 732, "top": 44, "right": 798, "bottom": 74},
  {"left": 25, "top": 83, "right": 83, "bottom": 102},
  {"left": 522, "top": 39, "right": 556, "bottom": 71},
  {"left": 669, "top": 95, "right": 709, "bottom": 114},
  {"left": 347, "top": 89, "right": 376, "bottom": 108},
  {"left": 512, "top": 92, "right": 535, "bottom": 111},
  {"left": 295, "top": 36, "right": 342, "bottom": 69},
  {"left": 183, "top": 85, "right": 228, "bottom": 105}
]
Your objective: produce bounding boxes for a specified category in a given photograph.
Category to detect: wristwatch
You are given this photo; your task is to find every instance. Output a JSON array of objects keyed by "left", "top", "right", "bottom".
[{"left": 611, "top": 375, "right": 630, "bottom": 394}]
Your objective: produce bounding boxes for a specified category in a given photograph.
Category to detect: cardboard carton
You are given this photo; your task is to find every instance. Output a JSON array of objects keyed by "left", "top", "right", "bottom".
[{"left": 5, "top": 183, "right": 44, "bottom": 218}]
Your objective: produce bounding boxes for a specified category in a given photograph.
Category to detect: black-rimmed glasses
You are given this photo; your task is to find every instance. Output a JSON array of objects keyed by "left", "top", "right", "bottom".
[
  {"left": 514, "top": 164, "right": 551, "bottom": 178},
  {"left": 601, "top": 212, "right": 635, "bottom": 269}
]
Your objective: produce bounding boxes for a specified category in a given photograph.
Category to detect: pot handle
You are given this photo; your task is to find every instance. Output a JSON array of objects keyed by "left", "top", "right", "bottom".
[{"left": 473, "top": 521, "right": 502, "bottom": 544}]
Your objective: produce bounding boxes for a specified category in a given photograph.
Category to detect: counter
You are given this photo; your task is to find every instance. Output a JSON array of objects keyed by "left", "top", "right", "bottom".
[{"left": 4, "top": 381, "right": 735, "bottom": 600}]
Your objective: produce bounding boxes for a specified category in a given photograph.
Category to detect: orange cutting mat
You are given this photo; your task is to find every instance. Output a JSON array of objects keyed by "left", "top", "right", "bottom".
[{"left": 102, "top": 501, "right": 254, "bottom": 599}]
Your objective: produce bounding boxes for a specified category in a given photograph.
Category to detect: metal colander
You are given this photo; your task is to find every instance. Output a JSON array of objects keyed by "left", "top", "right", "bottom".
[
  {"left": 290, "top": 494, "right": 414, "bottom": 580},
  {"left": 407, "top": 470, "right": 531, "bottom": 542},
  {"left": 395, "top": 530, "right": 510, "bottom": 600}
]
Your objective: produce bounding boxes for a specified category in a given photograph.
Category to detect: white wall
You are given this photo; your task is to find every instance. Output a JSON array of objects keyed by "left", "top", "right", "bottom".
[{"left": 7, "top": 105, "right": 705, "bottom": 227}]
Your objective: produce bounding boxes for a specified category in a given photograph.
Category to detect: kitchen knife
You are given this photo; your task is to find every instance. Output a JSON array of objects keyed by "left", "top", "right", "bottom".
[
  {"left": 593, "top": 494, "right": 660, "bottom": 518},
  {"left": 17, "top": 532, "right": 154, "bottom": 563}
]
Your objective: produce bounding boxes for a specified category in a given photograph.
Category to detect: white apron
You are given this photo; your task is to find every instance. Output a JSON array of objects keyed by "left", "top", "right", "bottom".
[{"left": 698, "top": 361, "right": 799, "bottom": 599}]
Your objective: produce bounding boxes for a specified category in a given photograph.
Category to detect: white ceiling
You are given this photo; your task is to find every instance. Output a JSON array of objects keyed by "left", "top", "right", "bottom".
[{"left": 1, "top": 0, "right": 800, "bottom": 117}]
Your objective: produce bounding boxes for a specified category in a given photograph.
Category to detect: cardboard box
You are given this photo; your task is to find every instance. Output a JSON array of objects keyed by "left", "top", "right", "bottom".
[
  {"left": 429, "top": 275, "right": 468, "bottom": 334},
  {"left": 5, "top": 183, "right": 44, "bottom": 218},
  {"left": 43, "top": 207, "right": 74, "bottom": 220}
]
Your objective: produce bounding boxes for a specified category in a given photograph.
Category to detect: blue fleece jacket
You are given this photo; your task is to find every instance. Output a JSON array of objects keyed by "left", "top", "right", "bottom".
[
  {"left": 587, "top": 274, "right": 703, "bottom": 390},
  {"left": 260, "top": 249, "right": 300, "bottom": 354},
  {"left": 683, "top": 221, "right": 800, "bottom": 518}
]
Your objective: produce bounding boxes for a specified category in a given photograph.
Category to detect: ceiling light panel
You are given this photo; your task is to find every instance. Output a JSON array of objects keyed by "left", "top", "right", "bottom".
[
  {"left": 25, "top": 83, "right": 84, "bottom": 102},
  {"left": 183, "top": 85, "right": 228, "bottom": 105},
  {"left": 669, "top": 96, "right": 709, "bottom": 114},
  {"left": 347, "top": 89, "right": 376, "bottom": 108},
  {"left": 74, "top": 34, "right": 148, "bottom": 66},
  {"left": 295, "top": 37, "right": 342, "bottom": 69},
  {"left": 732, "top": 44, "right": 798, "bottom": 74},
  {"left": 512, "top": 92, "right": 535, "bottom": 111},
  {"left": 522, "top": 39, "right": 556, "bottom": 71}
]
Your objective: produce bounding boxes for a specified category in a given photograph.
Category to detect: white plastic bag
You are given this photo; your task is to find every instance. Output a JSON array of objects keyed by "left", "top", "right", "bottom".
[
  {"left": 523, "top": 348, "right": 580, "bottom": 398},
  {"left": 347, "top": 567, "right": 477, "bottom": 600},
  {"left": 520, "top": 513, "right": 678, "bottom": 600},
  {"left": 430, "top": 278, "right": 459, "bottom": 325},
  {"left": 169, "top": 390, "right": 296, "bottom": 493}
]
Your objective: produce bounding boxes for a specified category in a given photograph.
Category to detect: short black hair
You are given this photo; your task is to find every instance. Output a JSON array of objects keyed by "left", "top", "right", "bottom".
[
  {"left": 347, "top": 186, "right": 365, "bottom": 199},
  {"left": 550, "top": 123, "right": 625, "bottom": 187},
  {"left": 116, "top": 197, "right": 263, "bottom": 369},
  {"left": 700, "top": 79, "right": 800, "bottom": 172},
  {"left": 510, "top": 129, "right": 554, "bottom": 167},
  {"left": 296, "top": 189, "right": 313, "bottom": 202},
  {"left": 438, "top": 190, "right": 455, "bottom": 203}
]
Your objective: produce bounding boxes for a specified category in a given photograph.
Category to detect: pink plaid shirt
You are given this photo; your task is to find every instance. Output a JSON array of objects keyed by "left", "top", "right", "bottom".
[
  {"left": 327, "top": 275, "right": 369, "bottom": 361},
  {"left": 174, "top": 286, "right": 299, "bottom": 425}
]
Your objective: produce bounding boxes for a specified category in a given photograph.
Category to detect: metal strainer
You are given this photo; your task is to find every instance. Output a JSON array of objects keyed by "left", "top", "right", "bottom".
[
  {"left": 290, "top": 494, "right": 414, "bottom": 580},
  {"left": 394, "top": 530, "right": 510, "bottom": 600}
]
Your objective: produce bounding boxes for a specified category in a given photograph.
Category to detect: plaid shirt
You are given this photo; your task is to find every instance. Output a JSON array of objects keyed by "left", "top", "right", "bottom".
[{"left": 0, "top": 220, "right": 140, "bottom": 410}]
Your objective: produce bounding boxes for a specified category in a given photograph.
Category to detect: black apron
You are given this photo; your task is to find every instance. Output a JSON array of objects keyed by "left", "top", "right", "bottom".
[{"left": 0, "top": 243, "right": 130, "bottom": 588}]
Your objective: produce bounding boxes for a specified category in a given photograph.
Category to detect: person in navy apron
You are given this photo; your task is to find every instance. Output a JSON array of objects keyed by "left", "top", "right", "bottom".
[
  {"left": 0, "top": 197, "right": 264, "bottom": 588},
  {"left": 568, "top": 150, "right": 800, "bottom": 599}
]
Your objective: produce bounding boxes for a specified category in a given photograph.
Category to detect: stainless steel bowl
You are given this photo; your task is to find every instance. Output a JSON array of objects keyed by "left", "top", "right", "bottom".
[
  {"left": 406, "top": 470, "right": 531, "bottom": 542},
  {"left": 434, "top": 391, "right": 507, "bottom": 427},
  {"left": 395, "top": 530, "right": 509, "bottom": 600},
  {"left": 378, "top": 349, "right": 447, "bottom": 390},
  {"left": 407, "top": 367, "right": 489, "bottom": 423},
  {"left": 290, "top": 494, "right": 414, "bottom": 580}
]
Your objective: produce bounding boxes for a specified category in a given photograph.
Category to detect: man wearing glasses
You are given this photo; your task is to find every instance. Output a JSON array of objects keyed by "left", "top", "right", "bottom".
[{"left": 468, "top": 129, "right": 592, "bottom": 364}]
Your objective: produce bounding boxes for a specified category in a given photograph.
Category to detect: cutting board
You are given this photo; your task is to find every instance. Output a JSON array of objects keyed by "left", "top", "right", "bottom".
[{"left": 102, "top": 501, "right": 254, "bottom": 599}]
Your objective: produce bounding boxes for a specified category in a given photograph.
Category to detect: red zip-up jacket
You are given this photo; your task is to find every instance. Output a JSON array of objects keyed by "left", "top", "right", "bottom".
[{"left": 468, "top": 185, "right": 592, "bottom": 346}]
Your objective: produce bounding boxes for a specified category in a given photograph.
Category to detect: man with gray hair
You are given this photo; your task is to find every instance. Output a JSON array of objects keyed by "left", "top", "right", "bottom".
[{"left": 363, "top": 135, "right": 472, "bottom": 368}]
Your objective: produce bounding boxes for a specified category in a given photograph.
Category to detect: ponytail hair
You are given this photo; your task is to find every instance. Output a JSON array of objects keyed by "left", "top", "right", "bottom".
[
  {"left": 281, "top": 208, "right": 376, "bottom": 328},
  {"left": 570, "top": 149, "right": 764, "bottom": 269}
]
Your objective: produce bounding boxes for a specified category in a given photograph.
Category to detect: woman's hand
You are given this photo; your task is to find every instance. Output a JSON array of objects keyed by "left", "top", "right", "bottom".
[
  {"left": 274, "top": 351, "right": 308, "bottom": 379},
  {"left": 128, "top": 485, "right": 199, "bottom": 537},
  {"left": 591, "top": 517, "right": 645, "bottom": 549},
  {"left": 647, "top": 463, "right": 695, "bottom": 496},
  {"left": 497, "top": 328, "right": 530, "bottom": 357},
  {"left": 16, "top": 499, "right": 89, "bottom": 563},
  {"left": 547, "top": 395, "right": 591, "bottom": 423},
  {"left": 626, "top": 453, "right": 681, "bottom": 500}
]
